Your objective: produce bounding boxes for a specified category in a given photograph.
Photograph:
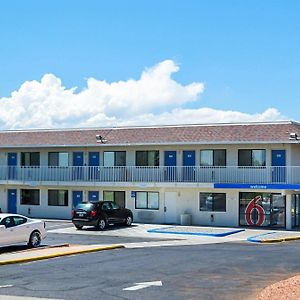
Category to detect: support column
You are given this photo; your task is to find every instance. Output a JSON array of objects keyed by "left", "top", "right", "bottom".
[{"left": 285, "top": 194, "right": 292, "bottom": 230}]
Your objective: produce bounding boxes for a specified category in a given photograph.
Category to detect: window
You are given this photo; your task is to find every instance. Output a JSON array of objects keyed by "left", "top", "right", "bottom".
[
  {"left": 136, "top": 151, "right": 159, "bottom": 166},
  {"left": 21, "top": 152, "right": 40, "bottom": 166},
  {"left": 238, "top": 149, "right": 266, "bottom": 166},
  {"left": 12, "top": 216, "right": 27, "bottom": 226},
  {"left": 239, "top": 192, "right": 285, "bottom": 227},
  {"left": 103, "top": 191, "right": 125, "bottom": 208},
  {"left": 48, "top": 190, "right": 68, "bottom": 206},
  {"left": 104, "top": 151, "right": 126, "bottom": 166},
  {"left": 0, "top": 217, "right": 15, "bottom": 228},
  {"left": 48, "top": 152, "right": 69, "bottom": 167},
  {"left": 135, "top": 192, "right": 159, "bottom": 209},
  {"left": 200, "top": 150, "right": 226, "bottom": 166},
  {"left": 21, "top": 189, "right": 40, "bottom": 205},
  {"left": 199, "top": 193, "right": 226, "bottom": 212}
]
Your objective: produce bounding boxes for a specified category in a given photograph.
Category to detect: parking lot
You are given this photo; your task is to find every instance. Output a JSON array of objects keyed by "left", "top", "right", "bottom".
[{"left": 1, "top": 221, "right": 300, "bottom": 300}]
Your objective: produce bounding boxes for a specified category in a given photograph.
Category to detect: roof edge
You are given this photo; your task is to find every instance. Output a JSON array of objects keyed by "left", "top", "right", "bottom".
[{"left": 0, "top": 120, "right": 297, "bottom": 133}]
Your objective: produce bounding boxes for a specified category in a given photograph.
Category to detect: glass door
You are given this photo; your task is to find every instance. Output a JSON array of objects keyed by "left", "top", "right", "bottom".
[{"left": 239, "top": 192, "right": 285, "bottom": 228}]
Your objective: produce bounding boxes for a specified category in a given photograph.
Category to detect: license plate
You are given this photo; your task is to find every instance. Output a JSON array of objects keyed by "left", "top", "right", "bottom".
[{"left": 78, "top": 213, "right": 85, "bottom": 217}]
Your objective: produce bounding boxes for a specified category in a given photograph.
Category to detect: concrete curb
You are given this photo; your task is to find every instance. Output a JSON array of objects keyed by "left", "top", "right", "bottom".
[
  {"left": 260, "top": 236, "right": 300, "bottom": 243},
  {"left": 0, "top": 244, "right": 124, "bottom": 266},
  {"left": 247, "top": 232, "right": 300, "bottom": 243}
]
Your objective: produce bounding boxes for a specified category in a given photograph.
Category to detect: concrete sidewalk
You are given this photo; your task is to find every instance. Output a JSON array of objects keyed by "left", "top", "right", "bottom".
[
  {"left": 145, "top": 224, "right": 300, "bottom": 243},
  {"left": 0, "top": 244, "right": 124, "bottom": 265},
  {"left": 47, "top": 220, "right": 300, "bottom": 243}
]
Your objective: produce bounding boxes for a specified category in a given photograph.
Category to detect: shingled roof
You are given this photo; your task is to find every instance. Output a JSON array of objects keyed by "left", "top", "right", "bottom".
[{"left": 0, "top": 121, "right": 299, "bottom": 148}]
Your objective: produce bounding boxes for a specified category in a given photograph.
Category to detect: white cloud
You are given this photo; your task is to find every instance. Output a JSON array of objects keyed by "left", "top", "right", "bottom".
[
  {"left": 0, "top": 60, "right": 286, "bottom": 129},
  {"left": 108, "top": 107, "right": 285, "bottom": 127}
]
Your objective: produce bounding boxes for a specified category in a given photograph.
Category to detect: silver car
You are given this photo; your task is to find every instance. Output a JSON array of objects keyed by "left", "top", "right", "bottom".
[{"left": 0, "top": 213, "right": 47, "bottom": 248}]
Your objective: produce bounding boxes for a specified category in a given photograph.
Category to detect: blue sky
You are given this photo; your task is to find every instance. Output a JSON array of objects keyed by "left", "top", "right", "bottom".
[{"left": 0, "top": 0, "right": 299, "bottom": 129}]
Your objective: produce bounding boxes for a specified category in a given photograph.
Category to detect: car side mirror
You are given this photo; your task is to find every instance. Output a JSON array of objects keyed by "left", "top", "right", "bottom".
[{"left": 0, "top": 225, "right": 6, "bottom": 230}]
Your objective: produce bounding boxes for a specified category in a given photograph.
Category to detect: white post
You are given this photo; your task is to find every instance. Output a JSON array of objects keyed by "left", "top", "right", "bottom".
[{"left": 285, "top": 194, "right": 292, "bottom": 230}]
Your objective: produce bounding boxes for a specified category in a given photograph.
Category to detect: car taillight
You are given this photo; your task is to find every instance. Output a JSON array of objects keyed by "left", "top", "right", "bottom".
[
  {"left": 72, "top": 209, "right": 75, "bottom": 217},
  {"left": 90, "top": 210, "right": 97, "bottom": 217}
]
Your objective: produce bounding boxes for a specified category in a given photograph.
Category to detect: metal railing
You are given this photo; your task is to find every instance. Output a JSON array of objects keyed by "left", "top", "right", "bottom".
[{"left": 0, "top": 165, "right": 299, "bottom": 185}]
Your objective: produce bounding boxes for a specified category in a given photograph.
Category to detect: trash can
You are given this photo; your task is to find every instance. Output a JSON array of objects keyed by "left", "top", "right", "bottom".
[{"left": 180, "top": 214, "right": 192, "bottom": 226}]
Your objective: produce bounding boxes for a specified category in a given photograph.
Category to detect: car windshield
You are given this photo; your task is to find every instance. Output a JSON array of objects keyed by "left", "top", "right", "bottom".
[{"left": 76, "top": 203, "right": 95, "bottom": 211}]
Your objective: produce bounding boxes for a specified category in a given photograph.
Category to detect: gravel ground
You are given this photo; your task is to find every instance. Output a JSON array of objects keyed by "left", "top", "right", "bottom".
[{"left": 256, "top": 275, "right": 300, "bottom": 300}]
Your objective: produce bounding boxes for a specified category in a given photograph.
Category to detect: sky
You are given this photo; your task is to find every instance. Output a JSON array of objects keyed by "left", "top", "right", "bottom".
[{"left": 0, "top": 0, "right": 299, "bottom": 129}]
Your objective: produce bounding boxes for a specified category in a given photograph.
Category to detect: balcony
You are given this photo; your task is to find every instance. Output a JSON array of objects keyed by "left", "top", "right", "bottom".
[{"left": 0, "top": 165, "right": 300, "bottom": 186}]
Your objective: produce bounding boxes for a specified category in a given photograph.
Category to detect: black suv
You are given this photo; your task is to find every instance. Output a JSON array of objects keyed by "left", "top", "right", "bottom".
[{"left": 72, "top": 201, "right": 133, "bottom": 230}]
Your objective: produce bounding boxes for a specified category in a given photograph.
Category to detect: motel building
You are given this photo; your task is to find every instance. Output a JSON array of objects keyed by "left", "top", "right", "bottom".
[{"left": 1, "top": 120, "right": 300, "bottom": 230}]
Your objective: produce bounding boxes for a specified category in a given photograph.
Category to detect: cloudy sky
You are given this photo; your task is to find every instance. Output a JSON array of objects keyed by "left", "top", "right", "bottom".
[{"left": 0, "top": 1, "right": 299, "bottom": 129}]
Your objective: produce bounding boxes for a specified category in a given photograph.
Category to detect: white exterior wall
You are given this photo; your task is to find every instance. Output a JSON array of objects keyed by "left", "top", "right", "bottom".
[
  {"left": 290, "top": 144, "right": 300, "bottom": 166},
  {"left": 0, "top": 142, "right": 296, "bottom": 228},
  {"left": 17, "top": 187, "right": 72, "bottom": 219},
  {"left": 0, "top": 188, "right": 6, "bottom": 211}
]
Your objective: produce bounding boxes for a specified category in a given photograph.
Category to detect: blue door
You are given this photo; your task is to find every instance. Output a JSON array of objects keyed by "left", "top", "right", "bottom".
[
  {"left": 88, "top": 152, "right": 99, "bottom": 166},
  {"left": 72, "top": 191, "right": 83, "bottom": 208},
  {"left": 7, "top": 189, "right": 17, "bottom": 213},
  {"left": 272, "top": 150, "right": 286, "bottom": 182},
  {"left": 88, "top": 191, "right": 99, "bottom": 202},
  {"left": 73, "top": 152, "right": 84, "bottom": 166},
  {"left": 88, "top": 152, "right": 100, "bottom": 180},
  {"left": 7, "top": 153, "right": 17, "bottom": 180},
  {"left": 73, "top": 152, "right": 84, "bottom": 180},
  {"left": 164, "top": 151, "right": 177, "bottom": 181},
  {"left": 183, "top": 151, "right": 195, "bottom": 181}
]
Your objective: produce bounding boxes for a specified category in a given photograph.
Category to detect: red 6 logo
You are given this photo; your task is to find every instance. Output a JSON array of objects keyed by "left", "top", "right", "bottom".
[{"left": 245, "top": 195, "right": 265, "bottom": 226}]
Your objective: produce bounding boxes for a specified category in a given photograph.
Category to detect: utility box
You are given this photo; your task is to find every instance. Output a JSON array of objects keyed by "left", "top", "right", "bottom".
[{"left": 180, "top": 213, "right": 192, "bottom": 225}]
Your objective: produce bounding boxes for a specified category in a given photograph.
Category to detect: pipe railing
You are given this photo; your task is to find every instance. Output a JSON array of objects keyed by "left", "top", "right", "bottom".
[{"left": 0, "top": 165, "right": 299, "bottom": 184}]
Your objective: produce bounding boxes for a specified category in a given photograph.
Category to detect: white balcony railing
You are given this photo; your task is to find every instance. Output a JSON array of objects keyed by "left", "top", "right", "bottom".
[{"left": 0, "top": 165, "right": 300, "bottom": 185}]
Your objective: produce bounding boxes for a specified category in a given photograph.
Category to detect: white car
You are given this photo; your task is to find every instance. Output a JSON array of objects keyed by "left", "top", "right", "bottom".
[{"left": 0, "top": 213, "right": 47, "bottom": 248}]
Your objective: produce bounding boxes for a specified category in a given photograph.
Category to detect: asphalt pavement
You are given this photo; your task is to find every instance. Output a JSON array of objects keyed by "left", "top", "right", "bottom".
[{"left": 1, "top": 221, "right": 300, "bottom": 266}]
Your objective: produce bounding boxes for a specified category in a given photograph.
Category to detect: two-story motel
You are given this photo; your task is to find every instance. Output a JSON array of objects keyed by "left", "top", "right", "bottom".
[{"left": 1, "top": 121, "right": 300, "bottom": 230}]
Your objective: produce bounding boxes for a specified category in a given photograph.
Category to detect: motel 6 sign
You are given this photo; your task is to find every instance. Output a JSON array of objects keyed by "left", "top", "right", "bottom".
[{"left": 245, "top": 195, "right": 265, "bottom": 226}]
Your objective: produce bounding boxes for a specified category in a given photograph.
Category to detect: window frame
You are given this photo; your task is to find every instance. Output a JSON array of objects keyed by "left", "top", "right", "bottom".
[
  {"left": 238, "top": 149, "right": 266, "bottom": 167},
  {"left": 199, "top": 192, "right": 226, "bottom": 212},
  {"left": 20, "top": 189, "right": 40, "bottom": 206},
  {"left": 103, "top": 151, "right": 126, "bottom": 166},
  {"left": 48, "top": 152, "right": 69, "bottom": 167},
  {"left": 103, "top": 191, "right": 126, "bottom": 208},
  {"left": 200, "top": 149, "right": 226, "bottom": 167},
  {"left": 135, "top": 191, "right": 159, "bottom": 210},
  {"left": 136, "top": 151, "right": 159, "bottom": 167},
  {"left": 21, "top": 152, "right": 40, "bottom": 166},
  {"left": 48, "top": 190, "right": 69, "bottom": 207}
]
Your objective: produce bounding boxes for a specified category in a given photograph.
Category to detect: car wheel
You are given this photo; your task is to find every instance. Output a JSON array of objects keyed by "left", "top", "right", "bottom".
[
  {"left": 28, "top": 231, "right": 41, "bottom": 248},
  {"left": 97, "top": 218, "right": 107, "bottom": 230},
  {"left": 125, "top": 215, "right": 133, "bottom": 226},
  {"left": 75, "top": 225, "right": 83, "bottom": 230}
]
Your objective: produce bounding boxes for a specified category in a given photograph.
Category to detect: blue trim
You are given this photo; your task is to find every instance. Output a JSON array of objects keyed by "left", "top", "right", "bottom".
[
  {"left": 247, "top": 232, "right": 276, "bottom": 243},
  {"left": 214, "top": 183, "right": 300, "bottom": 190},
  {"left": 147, "top": 227, "right": 245, "bottom": 237}
]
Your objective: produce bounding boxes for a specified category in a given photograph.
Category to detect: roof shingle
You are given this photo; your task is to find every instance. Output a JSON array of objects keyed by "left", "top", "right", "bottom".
[{"left": 0, "top": 121, "right": 299, "bottom": 148}]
